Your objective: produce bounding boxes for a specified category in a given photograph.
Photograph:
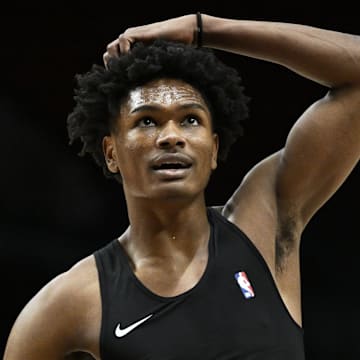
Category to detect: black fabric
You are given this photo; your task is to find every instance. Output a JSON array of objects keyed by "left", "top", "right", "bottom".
[{"left": 94, "top": 208, "right": 305, "bottom": 359}]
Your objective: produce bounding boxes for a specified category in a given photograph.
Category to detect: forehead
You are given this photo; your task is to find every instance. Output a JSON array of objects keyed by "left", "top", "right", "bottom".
[{"left": 125, "top": 78, "right": 207, "bottom": 109}]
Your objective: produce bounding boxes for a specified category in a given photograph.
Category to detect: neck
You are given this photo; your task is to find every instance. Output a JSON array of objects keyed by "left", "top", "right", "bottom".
[{"left": 121, "top": 193, "right": 210, "bottom": 261}]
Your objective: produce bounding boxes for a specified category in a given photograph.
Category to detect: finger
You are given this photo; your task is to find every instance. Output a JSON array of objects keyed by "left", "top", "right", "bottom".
[
  {"left": 118, "top": 33, "right": 133, "bottom": 54},
  {"left": 106, "top": 39, "right": 120, "bottom": 58},
  {"left": 103, "top": 52, "right": 111, "bottom": 68}
]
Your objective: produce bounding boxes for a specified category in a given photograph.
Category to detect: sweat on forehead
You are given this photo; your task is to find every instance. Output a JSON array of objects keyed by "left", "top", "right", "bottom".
[{"left": 126, "top": 79, "right": 207, "bottom": 110}]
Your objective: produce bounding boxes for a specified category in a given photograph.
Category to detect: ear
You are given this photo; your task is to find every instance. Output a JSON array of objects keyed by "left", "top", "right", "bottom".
[
  {"left": 211, "top": 133, "right": 219, "bottom": 171},
  {"left": 102, "top": 136, "right": 119, "bottom": 173}
]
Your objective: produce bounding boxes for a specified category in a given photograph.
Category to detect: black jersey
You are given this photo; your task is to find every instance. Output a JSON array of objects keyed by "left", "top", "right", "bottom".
[{"left": 94, "top": 207, "right": 305, "bottom": 359}]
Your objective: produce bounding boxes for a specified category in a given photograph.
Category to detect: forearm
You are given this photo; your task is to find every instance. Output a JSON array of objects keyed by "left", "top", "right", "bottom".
[{"left": 202, "top": 14, "right": 360, "bottom": 88}]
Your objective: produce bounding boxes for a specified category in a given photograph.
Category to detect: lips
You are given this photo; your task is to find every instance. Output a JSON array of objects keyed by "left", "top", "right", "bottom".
[
  {"left": 150, "top": 153, "right": 193, "bottom": 179},
  {"left": 150, "top": 153, "right": 193, "bottom": 171}
]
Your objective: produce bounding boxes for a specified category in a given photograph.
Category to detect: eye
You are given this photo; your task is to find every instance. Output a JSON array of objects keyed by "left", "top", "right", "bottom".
[
  {"left": 137, "top": 117, "right": 156, "bottom": 127},
  {"left": 181, "top": 116, "right": 200, "bottom": 126}
]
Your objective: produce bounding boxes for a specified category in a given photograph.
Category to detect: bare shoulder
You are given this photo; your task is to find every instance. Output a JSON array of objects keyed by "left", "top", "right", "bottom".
[
  {"left": 45, "top": 254, "right": 100, "bottom": 319},
  {"left": 221, "top": 152, "right": 282, "bottom": 269},
  {"left": 4, "top": 254, "right": 101, "bottom": 360},
  {"left": 220, "top": 151, "right": 303, "bottom": 326},
  {"left": 66, "top": 254, "right": 99, "bottom": 295}
]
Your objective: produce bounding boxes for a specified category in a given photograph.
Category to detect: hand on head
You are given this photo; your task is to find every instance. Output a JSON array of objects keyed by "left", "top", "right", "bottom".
[{"left": 103, "top": 14, "right": 198, "bottom": 68}]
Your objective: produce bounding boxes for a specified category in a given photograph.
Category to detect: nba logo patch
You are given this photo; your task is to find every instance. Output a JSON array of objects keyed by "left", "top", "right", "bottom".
[{"left": 235, "top": 271, "right": 255, "bottom": 299}]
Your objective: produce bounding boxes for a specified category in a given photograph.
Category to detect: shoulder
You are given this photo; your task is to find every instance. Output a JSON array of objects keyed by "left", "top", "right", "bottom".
[
  {"left": 33, "top": 254, "right": 100, "bottom": 334},
  {"left": 54, "top": 255, "right": 101, "bottom": 349},
  {"left": 44, "top": 254, "right": 99, "bottom": 312},
  {"left": 4, "top": 255, "right": 100, "bottom": 359},
  {"left": 65, "top": 253, "right": 99, "bottom": 292},
  {"left": 220, "top": 151, "right": 302, "bottom": 271}
]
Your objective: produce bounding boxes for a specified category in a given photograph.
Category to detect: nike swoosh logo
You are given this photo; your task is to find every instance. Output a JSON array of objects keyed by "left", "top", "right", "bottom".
[{"left": 114, "top": 314, "right": 153, "bottom": 338}]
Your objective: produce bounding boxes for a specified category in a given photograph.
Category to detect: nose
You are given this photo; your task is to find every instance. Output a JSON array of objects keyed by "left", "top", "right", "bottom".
[{"left": 156, "top": 121, "right": 185, "bottom": 149}]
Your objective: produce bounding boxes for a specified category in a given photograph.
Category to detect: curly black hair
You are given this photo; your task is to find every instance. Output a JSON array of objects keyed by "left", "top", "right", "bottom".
[{"left": 67, "top": 39, "right": 250, "bottom": 182}]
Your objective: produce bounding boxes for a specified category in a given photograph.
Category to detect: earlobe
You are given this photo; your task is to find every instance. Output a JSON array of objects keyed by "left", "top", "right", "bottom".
[{"left": 103, "top": 136, "right": 119, "bottom": 173}]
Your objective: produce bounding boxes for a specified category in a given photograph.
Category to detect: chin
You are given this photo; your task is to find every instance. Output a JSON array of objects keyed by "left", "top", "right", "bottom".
[{"left": 147, "top": 181, "right": 204, "bottom": 201}]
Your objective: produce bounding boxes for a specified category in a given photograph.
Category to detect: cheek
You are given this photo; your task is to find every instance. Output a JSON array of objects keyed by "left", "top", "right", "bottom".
[
  {"left": 191, "top": 136, "right": 217, "bottom": 167},
  {"left": 123, "top": 129, "right": 157, "bottom": 151},
  {"left": 115, "top": 133, "right": 153, "bottom": 171}
]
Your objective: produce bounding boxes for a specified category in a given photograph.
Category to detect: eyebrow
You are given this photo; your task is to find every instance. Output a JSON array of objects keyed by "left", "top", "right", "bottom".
[{"left": 130, "top": 103, "right": 208, "bottom": 114}]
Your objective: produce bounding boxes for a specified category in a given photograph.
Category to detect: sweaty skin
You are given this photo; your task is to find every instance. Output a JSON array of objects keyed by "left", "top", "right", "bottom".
[
  {"left": 105, "top": 78, "right": 218, "bottom": 201},
  {"left": 4, "top": 13, "right": 360, "bottom": 360},
  {"left": 103, "top": 79, "right": 219, "bottom": 300}
]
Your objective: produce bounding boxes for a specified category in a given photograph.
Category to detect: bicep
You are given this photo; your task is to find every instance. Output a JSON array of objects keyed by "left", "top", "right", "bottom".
[
  {"left": 4, "top": 275, "right": 76, "bottom": 360},
  {"left": 277, "top": 86, "right": 360, "bottom": 226}
]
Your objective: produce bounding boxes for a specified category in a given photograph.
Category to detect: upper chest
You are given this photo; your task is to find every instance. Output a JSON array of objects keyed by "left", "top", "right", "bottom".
[{"left": 93, "top": 227, "right": 304, "bottom": 359}]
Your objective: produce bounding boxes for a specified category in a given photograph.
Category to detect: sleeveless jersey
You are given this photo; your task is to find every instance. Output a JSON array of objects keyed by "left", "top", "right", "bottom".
[{"left": 94, "top": 207, "right": 305, "bottom": 359}]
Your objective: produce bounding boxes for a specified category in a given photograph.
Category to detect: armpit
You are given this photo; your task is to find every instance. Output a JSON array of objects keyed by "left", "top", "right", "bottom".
[{"left": 275, "top": 215, "right": 299, "bottom": 272}]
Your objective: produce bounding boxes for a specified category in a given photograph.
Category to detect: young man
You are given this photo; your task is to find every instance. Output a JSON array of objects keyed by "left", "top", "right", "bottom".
[{"left": 3, "top": 12, "right": 360, "bottom": 360}]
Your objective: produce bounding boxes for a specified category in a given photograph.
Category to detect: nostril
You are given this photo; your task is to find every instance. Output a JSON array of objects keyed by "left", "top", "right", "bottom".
[
  {"left": 158, "top": 140, "right": 171, "bottom": 148},
  {"left": 157, "top": 137, "right": 185, "bottom": 148}
]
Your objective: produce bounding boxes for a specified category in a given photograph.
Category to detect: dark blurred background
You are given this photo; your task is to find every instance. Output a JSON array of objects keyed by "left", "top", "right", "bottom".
[{"left": 1, "top": 3, "right": 359, "bottom": 359}]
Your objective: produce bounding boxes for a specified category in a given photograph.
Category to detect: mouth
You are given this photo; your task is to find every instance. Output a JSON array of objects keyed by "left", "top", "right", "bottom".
[
  {"left": 152, "top": 162, "right": 192, "bottom": 171},
  {"left": 150, "top": 154, "right": 193, "bottom": 179}
]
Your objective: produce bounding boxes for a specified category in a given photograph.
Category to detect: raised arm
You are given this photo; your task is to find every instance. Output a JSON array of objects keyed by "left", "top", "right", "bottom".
[
  {"left": 197, "top": 15, "right": 360, "bottom": 227},
  {"left": 105, "top": 13, "right": 360, "bottom": 231},
  {"left": 105, "top": 13, "right": 360, "bottom": 87}
]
